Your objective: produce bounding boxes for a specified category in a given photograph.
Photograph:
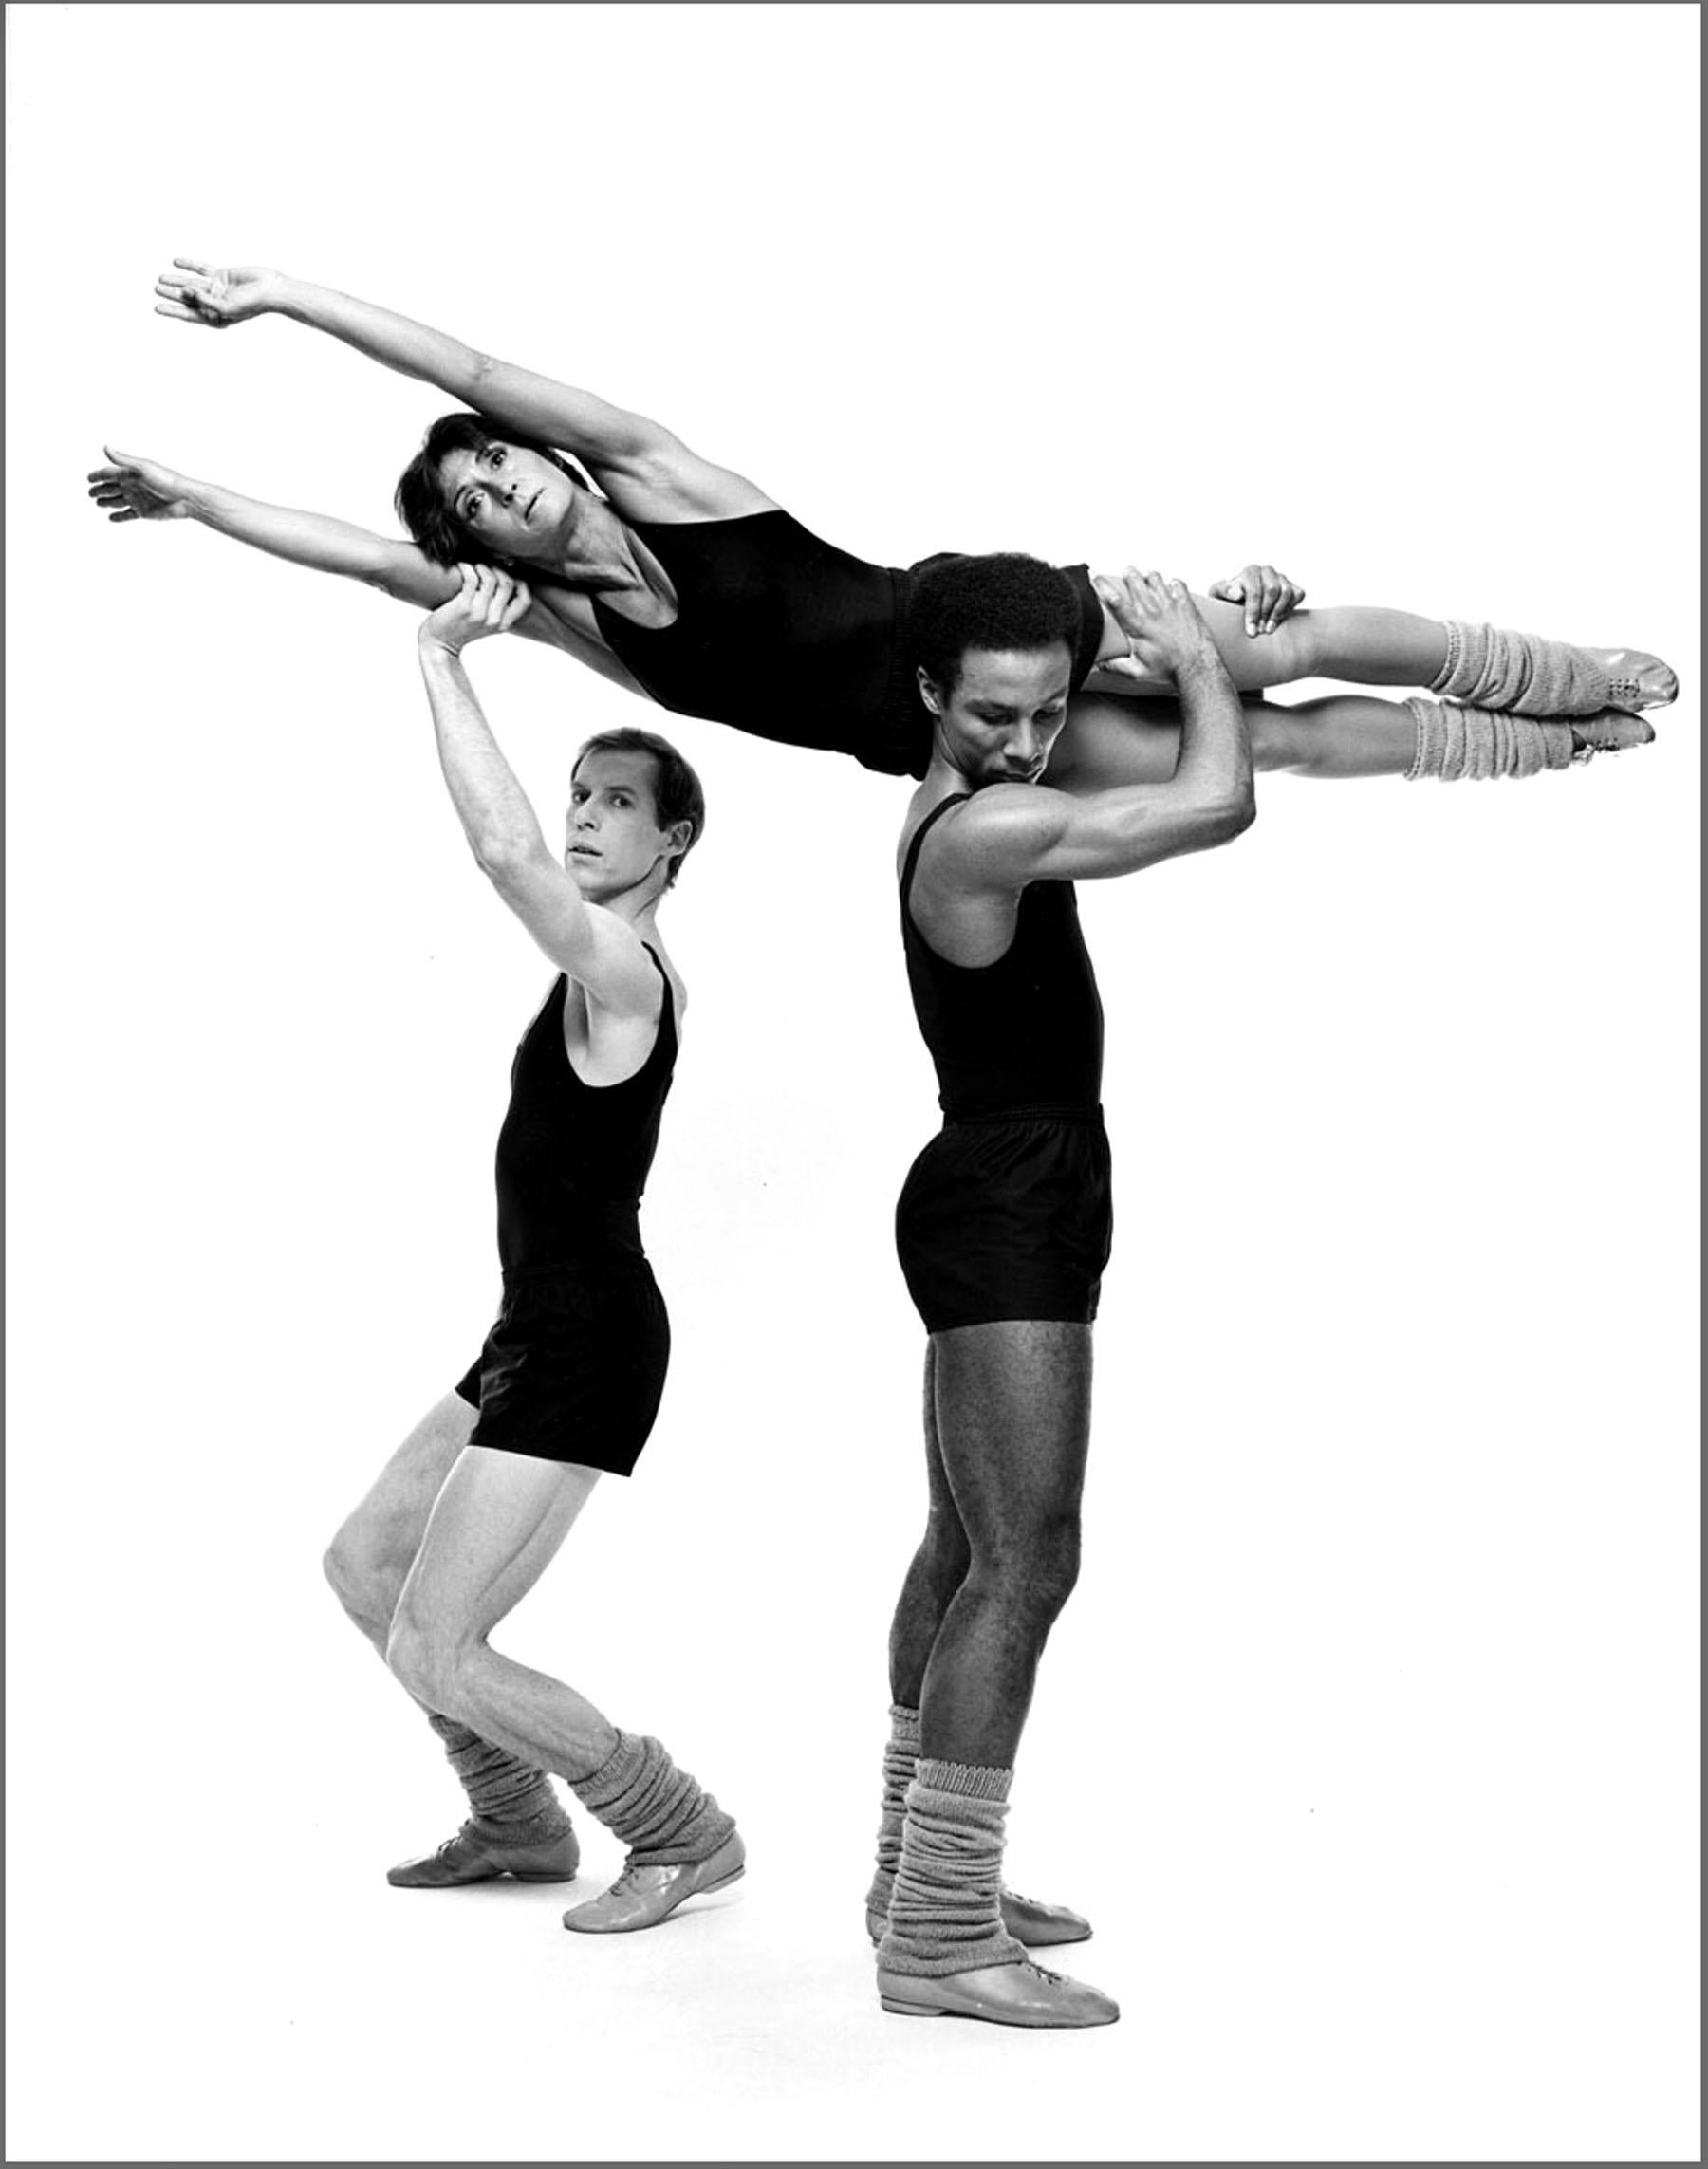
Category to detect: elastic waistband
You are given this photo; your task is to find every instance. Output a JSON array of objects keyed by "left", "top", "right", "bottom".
[{"left": 943, "top": 1102, "right": 1105, "bottom": 1128}]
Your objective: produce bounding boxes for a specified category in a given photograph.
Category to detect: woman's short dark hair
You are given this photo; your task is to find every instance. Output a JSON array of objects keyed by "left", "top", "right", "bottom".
[
  {"left": 572, "top": 727, "right": 706, "bottom": 890},
  {"left": 910, "top": 552, "right": 1082, "bottom": 695},
  {"left": 394, "top": 413, "right": 598, "bottom": 566}
]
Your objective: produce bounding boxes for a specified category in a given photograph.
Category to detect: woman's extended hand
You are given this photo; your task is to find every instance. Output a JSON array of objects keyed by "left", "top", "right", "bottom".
[
  {"left": 86, "top": 447, "right": 198, "bottom": 521},
  {"left": 154, "top": 259, "right": 283, "bottom": 328}
]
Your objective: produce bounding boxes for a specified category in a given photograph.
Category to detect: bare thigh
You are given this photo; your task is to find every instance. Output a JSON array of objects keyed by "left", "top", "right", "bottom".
[
  {"left": 932, "top": 1321, "right": 1093, "bottom": 1557},
  {"left": 394, "top": 1445, "right": 603, "bottom": 1657},
  {"left": 325, "top": 1390, "right": 479, "bottom": 1639},
  {"left": 1050, "top": 691, "right": 1185, "bottom": 789}
]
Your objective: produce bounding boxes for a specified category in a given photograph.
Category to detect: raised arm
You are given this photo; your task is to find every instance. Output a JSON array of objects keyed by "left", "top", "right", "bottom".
[
  {"left": 958, "top": 572, "right": 1256, "bottom": 886},
  {"left": 88, "top": 446, "right": 458, "bottom": 606},
  {"left": 417, "top": 567, "right": 661, "bottom": 1015},
  {"left": 154, "top": 261, "right": 753, "bottom": 505}
]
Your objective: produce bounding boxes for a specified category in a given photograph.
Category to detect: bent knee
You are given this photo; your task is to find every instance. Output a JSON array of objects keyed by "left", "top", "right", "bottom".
[
  {"left": 385, "top": 1601, "right": 485, "bottom": 1717},
  {"left": 383, "top": 1609, "right": 447, "bottom": 1706},
  {"left": 325, "top": 1518, "right": 412, "bottom": 1636},
  {"left": 323, "top": 1525, "right": 381, "bottom": 1621}
]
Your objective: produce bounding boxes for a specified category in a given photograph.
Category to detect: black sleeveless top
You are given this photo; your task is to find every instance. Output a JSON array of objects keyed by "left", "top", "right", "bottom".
[
  {"left": 492, "top": 951, "right": 677, "bottom": 1275},
  {"left": 900, "top": 795, "right": 1104, "bottom": 1121},
  {"left": 590, "top": 510, "right": 1105, "bottom": 780}
]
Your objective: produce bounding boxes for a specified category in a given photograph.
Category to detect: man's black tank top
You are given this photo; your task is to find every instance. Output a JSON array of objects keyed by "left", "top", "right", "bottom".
[
  {"left": 588, "top": 510, "right": 1106, "bottom": 779},
  {"left": 493, "top": 950, "right": 677, "bottom": 1275},
  {"left": 900, "top": 795, "right": 1104, "bottom": 1121}
]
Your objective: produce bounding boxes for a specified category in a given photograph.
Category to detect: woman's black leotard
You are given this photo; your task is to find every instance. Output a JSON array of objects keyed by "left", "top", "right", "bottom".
[
  {"left": 590, "top": 510, "right": 1106, "bottom": 779},
  {"left": 894, "top": 795, "right": 1113, "bottom": 1332}
]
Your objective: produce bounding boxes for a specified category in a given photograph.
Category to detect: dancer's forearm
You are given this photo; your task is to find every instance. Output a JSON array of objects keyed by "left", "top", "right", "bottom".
[
  {"left": 1163, "top": 653, "right": 1254, "bottom": 834},
  {"left": 418, "top": 639, "right": 556, "bottom": 873},
  {"left": 191, "top": 476, "right": 452, "bottom": 602}
]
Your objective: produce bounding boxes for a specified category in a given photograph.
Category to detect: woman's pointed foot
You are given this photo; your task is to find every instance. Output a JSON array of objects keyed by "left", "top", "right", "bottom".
[
  {"left": 1571, "top": 708, "right": 1659, "bottom": 761},
  {"left": 1589, "top": 648, "right": 1678, "bottom": 712}
]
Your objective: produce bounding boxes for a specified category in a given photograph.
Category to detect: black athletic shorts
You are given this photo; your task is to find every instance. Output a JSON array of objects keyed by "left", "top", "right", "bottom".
[
  {"left": 895, "top": 1105, "right": 1113, "bottom": 1334},
  {"left": 455, "top": 1257, "right": 669, "bottom": 1477}
]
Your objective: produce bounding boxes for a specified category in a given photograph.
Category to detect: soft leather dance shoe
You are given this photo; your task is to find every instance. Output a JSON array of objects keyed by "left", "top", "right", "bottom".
[
  {"left": 562, "top": 1830, "right": 746, "bottom": 1934},
  {"left": 877, "top": 1957, "right": 1119, "bottom": 2029},
  {"left": 1588, "top": 648, "right": 1678, "bottom": 712},
  {"left": 866, "top": 1886, "right": 1092, "bottom": 1949},
  {"left": 1570, "top": 709, "right": 1659, "bottom": 761},
  {"left": 387, "top": 1820, "right": 582, "bottom": 1888}
]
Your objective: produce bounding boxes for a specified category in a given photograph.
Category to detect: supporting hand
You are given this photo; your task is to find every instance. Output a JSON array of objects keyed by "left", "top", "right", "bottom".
[
  {"left": 86, "top": 447, "right": 199, "bottom": 521},
  {"left": 1208, "top": 563, "right": 1306, "bottom": 637},
  {"left": 1093, "top": 568, "right": 1223, "bottom": 686},
  {"left": 154, "top": 258, "right": 283, "bottom": 328},
  {"left": 420, "top": 564, "right": 532, "bottom": 658}
]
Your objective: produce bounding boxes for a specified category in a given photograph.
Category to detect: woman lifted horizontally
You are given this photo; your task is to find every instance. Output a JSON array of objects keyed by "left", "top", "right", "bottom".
[{"left": 88, "top": 258, "right": 1674, "bottom": 789}]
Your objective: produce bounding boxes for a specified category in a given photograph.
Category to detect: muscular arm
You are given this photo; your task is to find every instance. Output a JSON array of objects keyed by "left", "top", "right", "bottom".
[
  {"left": 417, "top": 616, "right": 659, "bottom": 1014},
  {"left": 955, "top": 580, "right": 1255, "bottom": 889}
]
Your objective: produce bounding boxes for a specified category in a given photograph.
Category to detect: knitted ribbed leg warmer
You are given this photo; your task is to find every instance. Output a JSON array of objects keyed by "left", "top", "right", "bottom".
[
  {"left": 426, "top": 1713, "right": 571, "bottom": 1846},
  {"left": 865, "top": 1703, "right": 920, "bottom": 1921},
  {"left": 569, "top": 1730, "right": 735, "bottom": 1867},
  {"left": 1404, "top": 697, "right": 1578, "bottom": 781},
  {"left": 876, "top": 1759, "right": 1028, "bottom": 1979},
  {"left": 1431, "top": 621, "right": 1618, "bottom": 719}
]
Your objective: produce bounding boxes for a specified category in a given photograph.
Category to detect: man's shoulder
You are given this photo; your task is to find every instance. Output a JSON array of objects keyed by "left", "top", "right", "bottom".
[{"left": 934, "top": 785, "right": 1073, "bottom": 867}]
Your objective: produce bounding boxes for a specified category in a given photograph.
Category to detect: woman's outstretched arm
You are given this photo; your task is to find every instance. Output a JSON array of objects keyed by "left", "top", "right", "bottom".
[
  {"left": 88, "top": 446, "right": 461, "bottom": 603},
  {"left": 84, "top": 446, "right": 648, "bottom": 692},
  {"left": 152, "top": 262, "right": 770, "bottom": 513}
]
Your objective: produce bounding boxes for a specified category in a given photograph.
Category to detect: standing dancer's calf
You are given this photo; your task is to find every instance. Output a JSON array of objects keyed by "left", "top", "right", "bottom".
[{"left": 323, "top": 565, "right": 740, "bottom": 1934}]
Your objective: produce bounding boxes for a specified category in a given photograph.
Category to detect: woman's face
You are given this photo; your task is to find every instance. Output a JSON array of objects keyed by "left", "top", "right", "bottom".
[{"left": 435, "top": 440, "right": 577, "bottom": 559}]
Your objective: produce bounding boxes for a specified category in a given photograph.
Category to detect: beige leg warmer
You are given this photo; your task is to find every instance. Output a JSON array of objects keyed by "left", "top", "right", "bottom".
[
  {"left": 568, "top": 1729, "right": 735, "bottom": 1866},
  {"left": 1405, "top": 697, "right": 1578, "bottom": 781},
  {"left": 1431, "top": 621, "right": 1614, "bottom": 718},
  {"left": 876, "top": 1758, "right": 1028, "bottom": 1979},
  {"left": 865, "top": 1703, "right": 920, "bottom": 1922},
  {"left": 427, "top": 1713, "right": 571, "bottom": 1846}
]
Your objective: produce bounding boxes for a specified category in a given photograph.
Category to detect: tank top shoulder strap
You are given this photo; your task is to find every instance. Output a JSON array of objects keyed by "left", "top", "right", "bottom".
[
  {"left": 900, "top": 794, "right": 972, "bottom": 910},
  {"left": 639, "top": 942, "right": 678, "bottom": 1060}
]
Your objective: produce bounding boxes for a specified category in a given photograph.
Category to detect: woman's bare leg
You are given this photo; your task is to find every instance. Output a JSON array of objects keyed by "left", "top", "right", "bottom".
[
  {"left": 1051, "top": 692, "right": 1421, "bottom": 791},
  {"left": 1083, "top": 594, "right": 1450, "bottom": 700},
  {"left": 1088, "top": 593, "right": 1675, "bottom": 712}
]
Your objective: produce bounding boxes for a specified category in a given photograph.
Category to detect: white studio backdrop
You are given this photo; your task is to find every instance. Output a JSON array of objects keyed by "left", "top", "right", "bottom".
[{"left": 6, "top": 4, "right": 1700, "bottom": 2163}]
